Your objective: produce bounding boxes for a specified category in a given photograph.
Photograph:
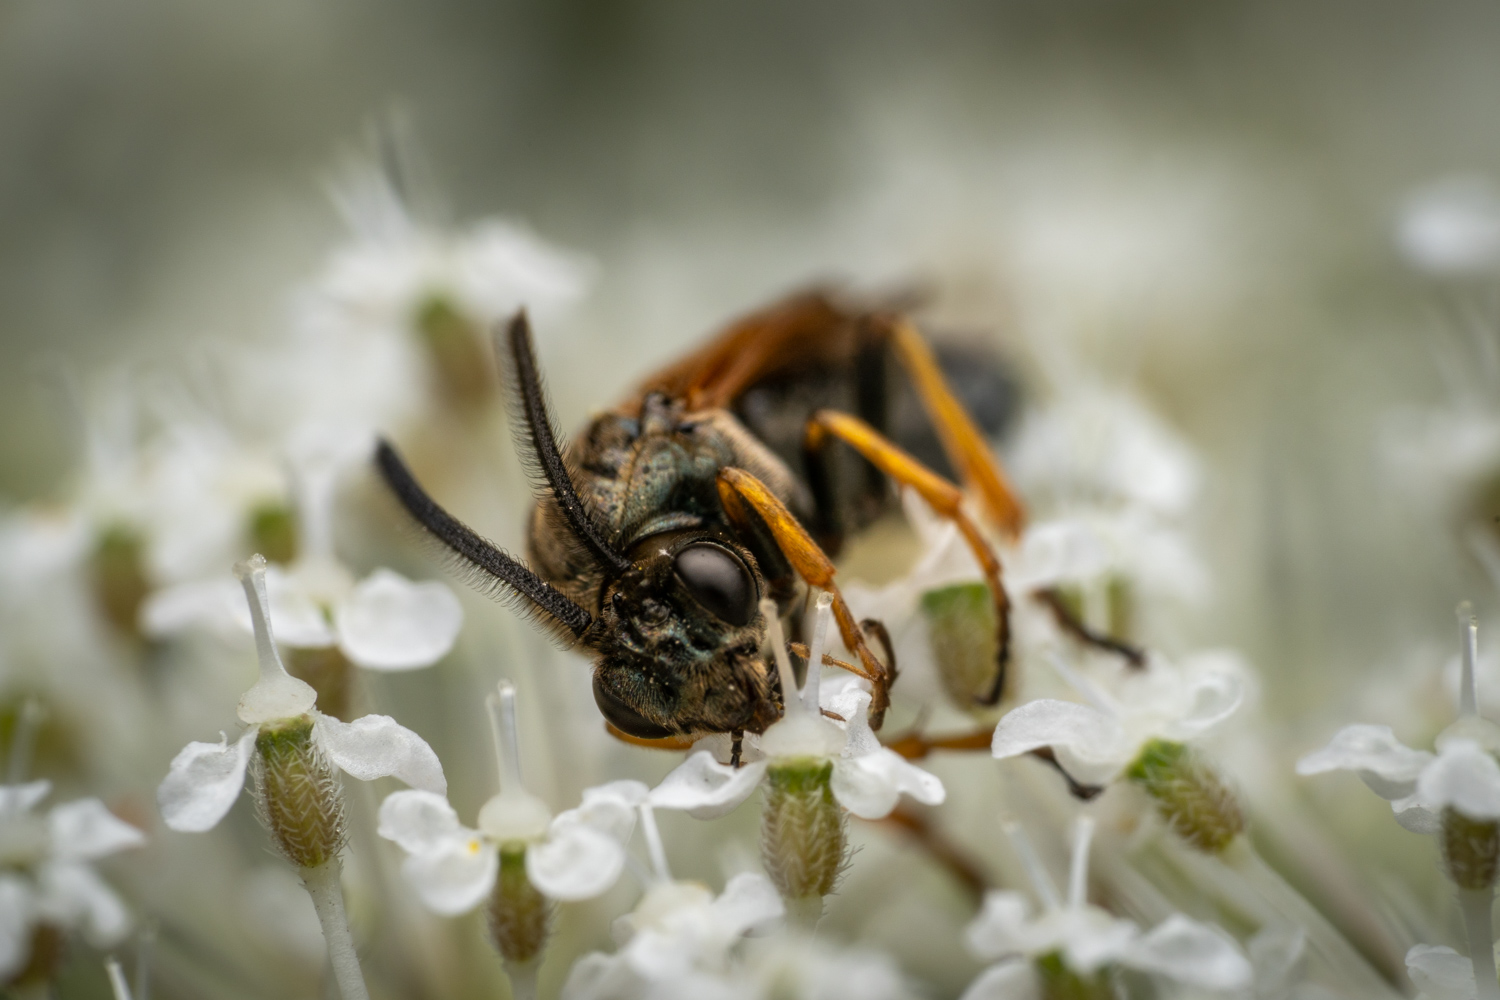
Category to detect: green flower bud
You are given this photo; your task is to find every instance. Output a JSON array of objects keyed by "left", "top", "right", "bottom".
[
  {"left": 487, "top": 845, "right": 553, "bottom": 965},
  {"left": 90, "top": 524, "right": 150, "bottom": 637},
  {"left": 253, "top": 715, "right": 346, "bottom": 869},
  {"left": 1442, "top": 808, "right": 1500, "bottom": 891},
  {"left": 247, "top": 501, "right": 298, "bottom": 565},
  {"left": 761, "top": 757, "right": 846, "bottom": 918},
  {"left": 1126, "top": 739, "right": 1243, "bottom": 854},
  {"left": 920, "top": 583, "right": 1001, "bottom": 710}
]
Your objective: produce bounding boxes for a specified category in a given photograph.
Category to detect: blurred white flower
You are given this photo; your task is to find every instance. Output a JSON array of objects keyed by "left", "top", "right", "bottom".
[
  {"left": 561, "top": 872, "right": 785, "bottom": 1000},
  {"left": 991, "top": 649, "right": 1246, "bottom": 786},
  {"left": 156, "top": 556, "right": 446, "bottom": 833},
  {"left": 0, "top": 781, "right": 146, "bottom": 981},
  {"left": 379, "top": 682, "right": 643, "bottom": 913},
  {"left": 1408, "top": 943, "right": 1485, "bottom": 1000},
  {"left": 960, "top": 818, "right": 1250, "bottom": 999},
  {"left": 143, "top": 425, "right": 463, "bottom": 672},
  {"left": 1397, "top": 176, "right": 1500, "bottom": 277}
]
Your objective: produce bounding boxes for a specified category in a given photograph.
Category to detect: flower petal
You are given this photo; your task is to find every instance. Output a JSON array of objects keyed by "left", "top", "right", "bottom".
[
  {"left": 1392, "top": 793, "right": 1443, "bottom": 834},
  {"left": 959, "top": 960, "right": 1041, "bottom": 1000},
  {"left": 528, "top": 823, "right": 627, "bottom": 901},
  {"left": 314, "top": 713, "right": 446, "bottom": 794},
  {"left": 256, "top": 565, "right": 339, "bottom": 648},
  {"left": 648, "top": 752, "right": 767, "bottom": 820},
  {"left": 157, "top": 730, "right": 256, "bottom": 832},
  {"left": 709, "top": 873, "right": 784, "bottom": 938},
  {"left": 830, "top": 750, "right": 945, "bottom": 820},
  {"left": 991, "top": 700, "right": 1131, "bottom": 785},
  {"left": 335, "top": 570, "right": 463, "bottom": 671},
  {"left": 36, "top": 860, "right": 132, "bottom": 946},
  {"left": 377, "top": 789, "right": 465, "bottom": 854},
  {"left": 0, "top": 780, "right": 52, "bottom": 814},
  {"left": 1295, "top": 724, "right": 1433, "bottom": 800},
  {"left": 0, "top": 875, "right": 35, "bottom": 982},
  {"left": 401, "top": 837, "right": 498, "bottom": 916},
  {"left": 139, "top": 577, "right": 243, "bottom": 639},
  {"left": 1124, "top": 914, "right": 1252, "bottom": 991},
  {"left": 49, "top": 799, "right": 146, "bottom": 861},
  {"left": 1417, "top": 738, "right": 1500, "bottom": 820},
  {"left": 965, "top": 891, "right": 1033, "bottom": 961},
  {"left": 1406, "top": 944, "right": 1477, "bottom": 1000},
  {"left": 1158, "top": 654, "right": 1246, "bottom": 740},
  {"left": 566, "top": 780, "right": 649, "bottom": 842}
]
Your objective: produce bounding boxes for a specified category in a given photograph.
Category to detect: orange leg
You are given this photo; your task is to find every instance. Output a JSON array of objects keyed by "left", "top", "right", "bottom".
[
  {"left": 882, "top": 316, "right": 1026, "bottom": 540},
  {"left": 716, "top": 467, "right": 896, "bottom": 728},
  {"left": 803, "top": 409, "right": 1013, "bottom": 706}
]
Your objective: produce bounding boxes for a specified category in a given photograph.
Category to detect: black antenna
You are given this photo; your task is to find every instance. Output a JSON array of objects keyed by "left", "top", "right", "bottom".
[
  {"left": 375, "top": 439, "right": 593, "bottom": 638},
  {"left": 501, "top": 312, "right": 633, "bottom": 575}
]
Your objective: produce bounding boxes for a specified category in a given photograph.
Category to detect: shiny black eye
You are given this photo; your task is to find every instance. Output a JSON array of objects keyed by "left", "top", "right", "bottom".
[
  {"left": 674, "top": 542, "right": 755, "bottom": 626},
  {"left": 593, "top": 676, "right": 673, "bottom": 739}
]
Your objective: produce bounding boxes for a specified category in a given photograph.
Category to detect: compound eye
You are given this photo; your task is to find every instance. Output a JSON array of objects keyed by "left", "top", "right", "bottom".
[
  {"left": 593, "top": 675, "right": 673, "bottom": 739},
  {"left": 674, "top": 543, "right": 756, "bottom": 627}
]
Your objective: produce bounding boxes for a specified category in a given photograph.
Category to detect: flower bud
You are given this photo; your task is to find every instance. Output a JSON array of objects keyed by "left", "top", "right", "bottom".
[
  {"left": 416, "top": 295, "right": 492, "bottom": 408},
  {"left": 90, "top": 524, "right": 150, "bottom": 637},
  {"left": 1442, "top": 807, "right": 1500, "bottom": 891},
  {"left": 1035, "top": 951, "right": 1113, "bottom": 1000},
  {"left": 920, "top": 583, "right": 1001, "bottom": 710},
  {"left": 486, "top": 845, "right": 553, "bottom": 965},
  {"left": 760, "top": 757, "right": 845, "bottom": 919},
  {"left": 247, "top": 500, "right": 299, "bottom": 565},
  {"left": 253, "top": 715, "right": 347, "bottom": 869},
  {"left": 1126, "top": 739, "right": 1244, "bottom": 854}
]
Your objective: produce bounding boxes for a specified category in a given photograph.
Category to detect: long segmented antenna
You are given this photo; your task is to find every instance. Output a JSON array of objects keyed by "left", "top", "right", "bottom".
[
  {"left": 374, "top": 439, "right": 593, "bottom": 638},
  {"left": 501, "top": 312, "right": 633, "bottom": 575}
]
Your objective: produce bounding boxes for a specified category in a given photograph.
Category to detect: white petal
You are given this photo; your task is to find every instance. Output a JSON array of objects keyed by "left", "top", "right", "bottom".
[
  {"left": 959, "top": 960, "right": 1041, "bottom": 1000},
  {"left": 1158, "top": 657, "right": 1246, "bottom": 740},
  {"left": 157, "top": 730, "right": 256, "bottom": 832},
  {"left": 401, "top": 837, "right": 498, "bottom": 916},
  {"left": 1406, "top": 944, "right": 1478, "bottom": 1000},
  {"left": 139, "top": 577, "right": 243, "bottom": 639},
  {"left": 36, "top": 861, "right": 131, "bottom": 946},
  {"left": 1295, "top": 724, "right": 1433, "bottom": 800},
  {"left": 1417, "top": 739, "right": 1500, "bottom": 820},
  {"left": 567, "top": 780, "right": 650, "bottom": 842},
  {"left": 48, "top": 799, "right": 146, "bottom": 861},
  {"left": 1062, "top": 913, "right": 1139, "bottom": 973},
  {"left": 253, "top": 566, "right": 339, "bottom": 648},
  {"left": 709, "top": 873, "right": 785, "bottom": 938},
  {"left": 314, "top": 713, "right": 447, "bottom": 794},
  {"left": 377, "top": 789, "right": 465, "bottom": 854},
  {"left": 991, "top": 700, "right": 1131, "bottom": 784},
  {"left": 335, "top": 570, "right": 463, "bottom": 671},
  {"left": 1124, "top": 914, "right": 1252, "bottom": 991},
  {"left": 965, "top": 891, "right": 1033, "bottom": 961},
  {"left": 830, "top": 750, "right": 945, "bottom": 820},
  {"left": 0, "top": 780, "right": 52, "bottom": 814},
  {"left": 560, "top": 951, "right": 641, "bottom": 1000},
  {"left": 0, "top": 875, "right": 35, "bottom": 982},
  {"left": 648, "top": 752, "right": 767, "bottom": 820},
  {"left": 1392, "top": 794, "right": 1444, "bottom": 834},
  {"left": 528, "top": 823, "right": 626, "bottom": 901}
]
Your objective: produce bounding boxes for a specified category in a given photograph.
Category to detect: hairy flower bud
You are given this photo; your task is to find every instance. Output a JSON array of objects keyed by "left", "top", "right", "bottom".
[
  {"left": 1126, "top": 739, "right": 1244, "bottom": 854},
  {"left": 487, "top": 845, "right": 553, "bottom": 965},
  {"left": 920, "top": 583, "right": 1001, "bottom": 710},
  {"left": 760, "top": 758, "right": 846, "bottom": 919},
  {"left": 253, "top": 715, "right": 347, "bottom": 869},
  {"left": 1442, "top": 808, "right": 1500, "bottom": 891}
]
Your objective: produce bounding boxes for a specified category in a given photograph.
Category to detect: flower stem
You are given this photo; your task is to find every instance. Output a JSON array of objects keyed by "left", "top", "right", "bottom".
[
  {"left": 1069, "top": 816, "right": 1095, "bottom": 911},
  {"left": 1460, "top": 888, "right": 1500, "bottom": 1000},
  {"left": 300, "top": 860, "right": 371, "bottom": 1000},
  {"left": 105, "top": 957, "right": 133, "bottom": 1000},
  {"left": 504, "top": 958, "right": 540, "bottom": 1000}
]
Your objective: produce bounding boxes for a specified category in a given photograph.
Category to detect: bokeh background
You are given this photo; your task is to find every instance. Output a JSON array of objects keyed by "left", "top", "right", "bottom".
[{"left": 6, "top": 1, "right": 1500, "bottom": 995}]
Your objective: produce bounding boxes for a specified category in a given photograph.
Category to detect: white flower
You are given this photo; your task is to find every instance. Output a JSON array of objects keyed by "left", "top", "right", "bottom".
[
  {"left": 0, "top": 781, "right": 146, "bottom": 981},
  {"left": 991, "top": 649, "right": 1246, "bottom": 786},
  {"left": 378, "top": 681, "right": 642, "bottom": 914},
  {"left": 960, "top": 818, "right": 1250, "bottom": 998},
  {"left": 156, "top": 556, "right": 446, "bottom": 833},
  {"left": 142, "top": 424, "right": 463, "bottom": 672},
  {"left": 648, "top": 598, "right": 943, "bottom": 822},
  {"left": 561, "top": 872, "right": 785, "bottom": 1000}
]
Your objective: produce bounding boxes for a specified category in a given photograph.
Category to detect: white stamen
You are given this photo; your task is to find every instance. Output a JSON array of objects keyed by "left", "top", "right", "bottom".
[
  {"left": 763, "top": 599, "right": 804, "bottom": 719},
  {"left": 1068, "top": 816, "right": 1095, "bottom": 911},
  {"left": 1046, "top": 652, "right": 1118, "bottom": 717},
  {"left": 233, "top": 556, "right": 316, "bottom": 724},
  {"left": 238, "top": 555, "right": 291, "bottom": 684},
  {"left": 6, "top": 697, "right": 43, "bottom": 785},
  {"left": 1003, "top": 820, "right": 1061, "bottom": 911},
  {"left": 800, "top": 592, "right": 834, "bottom": 715},
  {"left": 290, "top": 454, "right": 340, "bottom": 563},
  {"left": 639, "top": 803, "right": 671, "bottom": 883},
  {"left": 1459, "top": 601, "right": 1480, "bottom": 717},
  {"left": 106, "top": 957, "right": 134, "bottom": 1000},
  {"left": 488, "top": 681, "right": 526, "bottom": 794}
]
